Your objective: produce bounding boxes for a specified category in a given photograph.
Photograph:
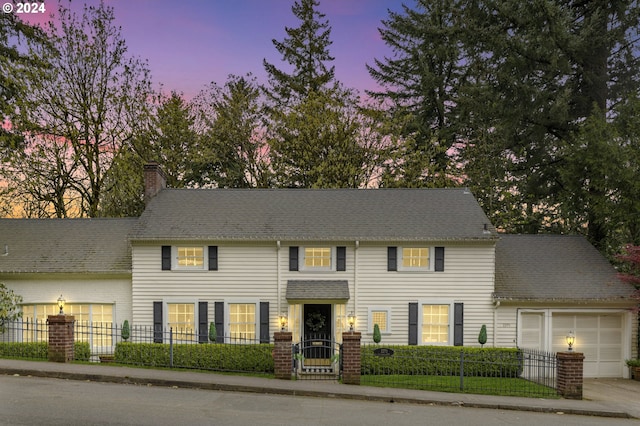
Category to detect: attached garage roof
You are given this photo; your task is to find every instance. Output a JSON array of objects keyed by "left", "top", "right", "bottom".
[
  {"left": 286, "top": 280, "right": 350, "bottom": 301},
  {"left": 0, "top": 218, "right": 136, "bottom": 274},
  {"left": 494, "top": 234, "right": 634, "bottom": 302}
]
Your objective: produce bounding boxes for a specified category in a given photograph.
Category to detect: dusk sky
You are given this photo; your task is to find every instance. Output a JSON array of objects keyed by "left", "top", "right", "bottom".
[{"left": 19, "top": 0, "right": 407, "bottom": 98}]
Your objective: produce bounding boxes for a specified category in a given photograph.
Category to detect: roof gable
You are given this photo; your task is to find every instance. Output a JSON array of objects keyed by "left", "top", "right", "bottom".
[{"left": 131, "top": 188, "right": 496, "bottom": 242}]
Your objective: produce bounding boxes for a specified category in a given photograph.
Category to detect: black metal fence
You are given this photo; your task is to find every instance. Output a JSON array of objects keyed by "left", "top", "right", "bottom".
[
  {"left": 361, "top": 345, "right": 558, "bottom": 398},
  {"left": 0, "top": 319, "right": 274, "bottom": 375}
]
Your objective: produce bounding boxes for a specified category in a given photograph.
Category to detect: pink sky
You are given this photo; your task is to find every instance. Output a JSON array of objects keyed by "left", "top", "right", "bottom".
[{"left": 18, "top": 0, "right": 406, "bottom": 98}]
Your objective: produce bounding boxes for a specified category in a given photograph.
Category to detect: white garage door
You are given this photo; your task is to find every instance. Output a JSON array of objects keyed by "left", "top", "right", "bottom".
[{"left": 552, "top": 313, "right": 624, "bottom": 378}]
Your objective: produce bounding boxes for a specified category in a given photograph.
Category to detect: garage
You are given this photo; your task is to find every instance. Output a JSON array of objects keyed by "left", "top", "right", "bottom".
[{"left": 551, "top": 313, "right": 624, "bottom": 378}]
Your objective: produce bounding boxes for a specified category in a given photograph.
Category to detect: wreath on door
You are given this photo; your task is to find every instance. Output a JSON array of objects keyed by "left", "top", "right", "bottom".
[{"left": 305, "top": 312, "right": 326, "bottom": 332}]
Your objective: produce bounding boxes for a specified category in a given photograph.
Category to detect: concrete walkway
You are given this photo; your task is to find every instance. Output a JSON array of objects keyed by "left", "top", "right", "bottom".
[{"left": 0, "top": 359, "right": 638, "bottom": 419}]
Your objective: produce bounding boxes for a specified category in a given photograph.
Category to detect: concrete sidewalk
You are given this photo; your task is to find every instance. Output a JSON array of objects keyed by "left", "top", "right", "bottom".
[{"left": 0, "top": 358, "right": 636, "bottom": 419}]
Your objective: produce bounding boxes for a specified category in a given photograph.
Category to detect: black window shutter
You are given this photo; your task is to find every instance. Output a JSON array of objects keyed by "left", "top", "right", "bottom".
[
  {"left": 153, "top": 301, "right": 163, "bottom": 343},
  {"left": 289, "top": 246, "right": 299, "bottom": 271},
  {"left": 336, "top": 246, "right": 346, "bottom": 271},
  {"left": 435, "top": 247, "right": 445, "bottom": 272},
  {"left": 214, "top": 301, "right": 224, "bottom": 343},
  {"left": 161, "top": 246, "right": 171, "bottom": 271},
  {"left": 454, "top": 303, "right": 464, "bottom": 346},
  {"left": 198, "top": 301, "right": 208, "bottom": 343},
  {"left": 408, "top": 302, "right": 418, "bottom": 345},
  {"left": 260, "top": 301, "right": 269, "bottom": 343},
  {"left": 388, "top": 247, "right": 397, "bottom": 271},
  {"left": 208, "top": 246, "right": 218, "bottom": 271}
]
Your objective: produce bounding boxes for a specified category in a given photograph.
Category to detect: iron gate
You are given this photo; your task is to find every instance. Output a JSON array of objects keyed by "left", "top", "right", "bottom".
[{"left": 294, "top": 334, "right": 342, "bottom": 380}]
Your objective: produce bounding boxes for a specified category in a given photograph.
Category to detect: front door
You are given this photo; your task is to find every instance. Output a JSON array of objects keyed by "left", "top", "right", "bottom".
[{"left": 303, "top": 304, "right": 332, "bottom": 359}]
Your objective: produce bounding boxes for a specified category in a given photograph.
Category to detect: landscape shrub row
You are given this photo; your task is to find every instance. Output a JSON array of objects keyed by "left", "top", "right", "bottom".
[
  {"left": 0, "top": 341, "right": 91, "bottom": 361},
  {"left": 361, "top": 346, "right": 522, "bottom": 377},
  {"left": 114, "top": 342, "right": 275, "bottom": 373}
]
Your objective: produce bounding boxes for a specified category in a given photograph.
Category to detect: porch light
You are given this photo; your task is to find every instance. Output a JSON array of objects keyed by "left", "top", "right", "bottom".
[
  {"left": 566, "top": 331, "right": 575, "bottom": 351},
  {"left": 57, "top": 295, "right": 65, "bottom": 315},
  {"left": 279, "top": 313, "right": 288, "bottom": 331},
  {"left": 348, "top": 312, "right": 355, "bottom": 331}
]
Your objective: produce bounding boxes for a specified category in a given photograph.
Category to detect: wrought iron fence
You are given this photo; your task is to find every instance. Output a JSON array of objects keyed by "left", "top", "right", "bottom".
[
  {"left": 361, "top": 345, "right": 558, "bottom": 398},
  {"left": 0, "top": 319, "right": 274, "bottom": 375}
]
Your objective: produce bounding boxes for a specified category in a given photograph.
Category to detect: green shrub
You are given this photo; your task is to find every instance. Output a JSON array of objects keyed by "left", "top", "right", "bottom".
[
  {"left": 121, "top": 320, "right": 130, "bottom": 341},
  {"left": 114, "top": 342, "right": 275, "bottom": 373},
  {"left": 0, "top": 341, "right": 90, "bottom": 361},
  {"left": 361, "top": 346, "right": 522, "bottom": 378},
  {"left": 373, "top": 324, "right": 381, "bottom": 344},
  {"left": 478, "top": 325, "right": 487, "bottom": 347},
  {"left": 0, "top": 342, "right": 48, "bottom": 359}
]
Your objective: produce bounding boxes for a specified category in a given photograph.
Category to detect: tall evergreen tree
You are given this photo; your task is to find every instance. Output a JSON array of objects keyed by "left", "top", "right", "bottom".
[
  {"left": 264, "top": 0, "right": 373, "bottom": 188},
  {"left": 370, "top": 0, "right": 640, "bottom": 254},
  {"left": 263, "top": 0, "right": 335, "bottom": 106}
]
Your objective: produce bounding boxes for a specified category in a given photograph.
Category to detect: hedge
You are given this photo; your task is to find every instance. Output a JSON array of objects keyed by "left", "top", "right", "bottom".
[
  {"left": 0, "top": 341, "right": 90, "bottom": 361},
  {"left": 114, "top": 342, "right": 275, "bottom": 373},
  {"left": 361, "top": 346, "right": 522, "bottom": 377}
]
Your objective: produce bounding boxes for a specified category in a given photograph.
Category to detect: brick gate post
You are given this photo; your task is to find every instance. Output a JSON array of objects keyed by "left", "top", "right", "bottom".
[
  {"left": 48, "top": 315, "right": 75, "bottom": 363},
  {"left": 341, "top": 331, "right": 361, "bottom": 385},
  {"left": 273, "top": 331, "right": 293, "bottom": 380},
  {"left": 556, "top": 351, "right": 585, "bottom": 399}
]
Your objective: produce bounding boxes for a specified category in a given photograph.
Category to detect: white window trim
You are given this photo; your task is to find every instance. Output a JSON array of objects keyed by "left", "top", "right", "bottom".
[
  {"left": 418, "top": 299, "right": 453, "bottom": 346},
  {"left": 173, "top": 246, "right": 207, "bottom": 270},
  {"left": 225, "top": 299, "right": 260, "bottom": 343},
  {"left": 398, "top": 246, "right": 433, "bottom": 272},
  {"left": 300, "top": 246, "right": 336, "bottom": 272},
  {"left": 368, "top": 306, "right": 391, "bottom": 335},
  {"left": 164, "top": 299, "right": 198, "bottom": 342}
]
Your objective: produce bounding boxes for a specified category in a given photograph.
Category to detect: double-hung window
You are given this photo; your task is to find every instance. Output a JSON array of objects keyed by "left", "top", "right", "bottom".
[
  {"left": 422, "top": 304, "right": 450, "bottom": 344},
  {"left": 304, "top": 247, "right": 332, "bottom": 269},
  {"left": 229, "top": 303, "right": 256, "bottom": 340},
  {"left": 168, "top": 303, "right": 195, "bottom": 341},
  {"left": 402, "top": 248, "right": 429, "bottom": 269},
  {"left": 177, "top": 247, "right": 204, "bottom": 268}
]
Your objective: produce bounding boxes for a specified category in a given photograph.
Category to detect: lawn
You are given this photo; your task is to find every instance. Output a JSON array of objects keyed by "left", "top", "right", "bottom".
[{"left": 360, "top": 374, "right": 559, "bottom": 398}]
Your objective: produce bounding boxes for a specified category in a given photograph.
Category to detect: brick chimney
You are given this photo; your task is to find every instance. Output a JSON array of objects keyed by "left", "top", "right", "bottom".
[{"left": 144, "top": 162, "right": 166, "bottom": 204}]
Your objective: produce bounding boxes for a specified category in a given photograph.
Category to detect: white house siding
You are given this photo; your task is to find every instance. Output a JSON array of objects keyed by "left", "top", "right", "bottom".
[
  {"left": 131, "top": 242, "right": 279, "bottom": 333},
  {"left": 355, "top": 242, "right": 496, "bottom": 346},
  {"left": 2, "top": 274, "right": 132, "bottom": 324},
  {"left": 495, "top": 304, "right": 637, "bottom": 378}
]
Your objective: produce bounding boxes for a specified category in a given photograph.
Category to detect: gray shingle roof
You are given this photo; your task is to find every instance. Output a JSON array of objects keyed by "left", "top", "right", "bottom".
[
  {"left": 495, "top": 234, "right": 633, "bottom": 302},
  {"left": 131, "top": 188, "right": 496, "bottom": 242},
  {"left": 0, "top": 218, "right": 136, "bottom": 274},
  {"left": 286, "top": 280, "right": 350, "bottom": 301}
]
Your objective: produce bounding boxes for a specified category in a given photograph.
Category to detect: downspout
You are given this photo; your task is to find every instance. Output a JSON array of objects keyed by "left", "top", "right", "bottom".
[
  {"left": 493, "top": 299, "right": 500, "bottom": 348},
  {"left": 354, "top": 241, "right": 359, "bottom": 326},
  {"left": 276, "top": 241, "right": 281, "bottom": 315}
]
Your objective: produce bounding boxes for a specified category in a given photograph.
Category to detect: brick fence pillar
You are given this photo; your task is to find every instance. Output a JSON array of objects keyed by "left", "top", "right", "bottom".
[
  {"left": 556, "top": 351, "right": 585, "bottom": 399},
  {"left": 273, "top": 331, "right": 293, "bottom": 380},
  {"left": 342, "top": 331, "right": 361, "bottom": 385},
  {"left": 48, "top": 315, "right": 75, "bottom": 363}
]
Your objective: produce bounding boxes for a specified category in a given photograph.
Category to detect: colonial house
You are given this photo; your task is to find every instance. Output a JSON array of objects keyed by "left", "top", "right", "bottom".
[{"left": 0, "top": 164, "right": 636, "bottom": 378}]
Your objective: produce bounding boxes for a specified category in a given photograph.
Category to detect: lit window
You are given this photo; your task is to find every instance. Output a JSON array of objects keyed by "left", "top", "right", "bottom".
[
  {"left": 177, "top": 247, "right": 204, "bottom": 268},
  {"left": 229, "top": 303, "right": 256, "bottom": 340},
  {"left": 402, "top": 247, "right": 429, "bottom": 269},
  {"left": 370, "top": 309, "right": 389, "bottom": 333},
  {"left": 21, "top": 303, "right": 113, "bottom": 348},
  {"left": 168, "top": 303, "right": 195, "bottom": 341},
  {"left": 422, "top": 304, "right": 449, "bottom": 344},
  {"left": 304, "top": 247, "right": 331, "bottom": 268}
]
